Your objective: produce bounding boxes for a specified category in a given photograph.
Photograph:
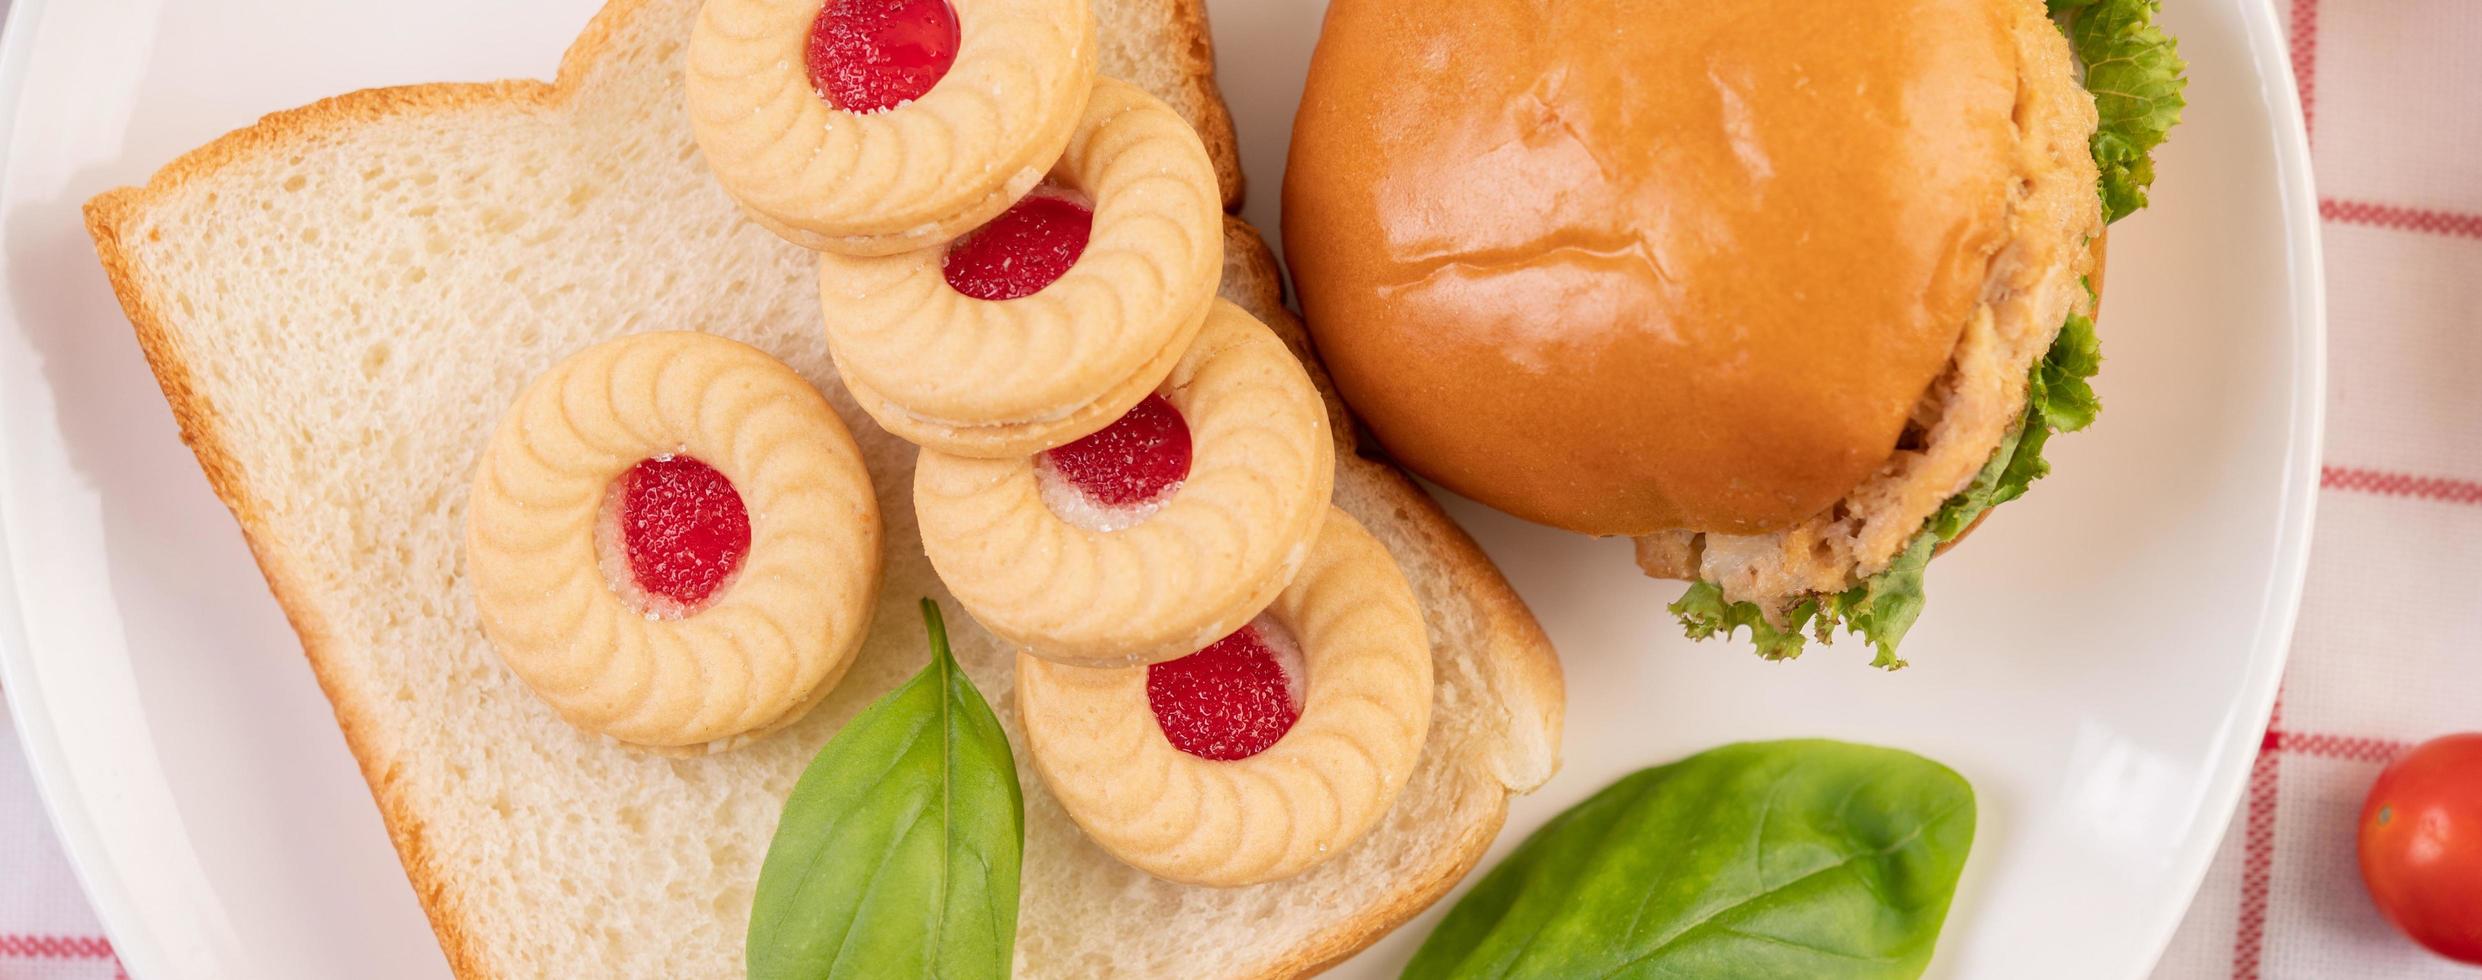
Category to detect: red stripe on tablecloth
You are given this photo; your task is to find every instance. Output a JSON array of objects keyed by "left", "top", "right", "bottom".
[
  {"left": 2231, "top": 702, "right": 2285, "bottom": 980},
  {"left": 2323, "top": 466, "right": 2482, "bottom": 506},
  {"left": 2321, "top": 198, "right": 2482, "bottom": 240},
  {"left": 2270, "top": 731, "right": 2414, "bottom": 764},
  {"left": 2290, "top": 0, "right": 2320, "bottom": 138},
  {"left": 0, "top": 934, "right": 115, "bottom": 959},
  {"left": 2224, "top": 726, "right": 2410, "bottom": 978},
  {"left": 2231, "top": 753, "right": 2283, "bottom": 979}
]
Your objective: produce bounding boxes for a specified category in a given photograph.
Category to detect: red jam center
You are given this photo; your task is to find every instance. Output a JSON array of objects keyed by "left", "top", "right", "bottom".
[
  {"left": 806, "top": 0, "right": 961, "bottom": 113},
  {"left": 941, "top": 195, "right": 1095, "bottom": 300},
  {"left": 619, "top": 456, "right": 751, "bottom": 608},
  {"left": 1043, "top": 394, "right": 1192, "bottom": 507},
  {"left": 1147, "top": 627, "right": 1300, "bottom": 761}
]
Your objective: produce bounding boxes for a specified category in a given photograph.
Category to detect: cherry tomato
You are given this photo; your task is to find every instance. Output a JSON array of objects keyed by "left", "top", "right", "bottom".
[{"left": 2359, "top": 733, "right": 2482, "bottom": 965}]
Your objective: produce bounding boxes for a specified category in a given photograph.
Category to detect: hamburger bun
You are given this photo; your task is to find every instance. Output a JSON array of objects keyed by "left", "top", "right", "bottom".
[{"left": 1284, "top": 0, "right": 2101, "bottom": 551}]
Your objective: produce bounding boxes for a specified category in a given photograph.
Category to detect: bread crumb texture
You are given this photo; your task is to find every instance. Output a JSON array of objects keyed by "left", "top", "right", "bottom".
[{"left": 82, "top": 0, "right": 1559, "bottom": 976}]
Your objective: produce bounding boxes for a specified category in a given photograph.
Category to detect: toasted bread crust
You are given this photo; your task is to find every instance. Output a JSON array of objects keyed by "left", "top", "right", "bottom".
[
  {"left": 88, "top": 178, "right": 495, "bottom": 979},
  {"left": 1165, "top": 0, "right": 1245, "bottom": 209},
  {"left": 80, "top": 8, "right": 663, "bottom": 973},
  {"left": 79, "top": 1, "right": 1559, "bottom": 975}
]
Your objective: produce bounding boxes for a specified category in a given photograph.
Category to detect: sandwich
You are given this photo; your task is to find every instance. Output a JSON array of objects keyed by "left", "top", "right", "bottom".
[
  {"left": 80, "top": 0, "right": 1565, "bottom": 974},
  {"left": 1284, "top": 0, "right": 2187, "bottom": 665}
]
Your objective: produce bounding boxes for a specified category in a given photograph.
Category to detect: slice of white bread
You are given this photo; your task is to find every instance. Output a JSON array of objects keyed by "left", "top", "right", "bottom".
[{"left": 81, "top": 0, "right": 1564, "bottom": 976}]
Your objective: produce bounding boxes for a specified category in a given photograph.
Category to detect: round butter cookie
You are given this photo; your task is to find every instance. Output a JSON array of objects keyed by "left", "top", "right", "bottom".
[
  {"left": 1016, "top": 508, "right": 1434, "bottom": 886},
  {"left": 686, "top": 0, "right": 1096, "bottom": 255},
  {"left": 821, "top": 76, "right": 1223, "bottom": 457},
  {"left": 466, "top": 332, "right": 881, "bottom": 753},
  {"left": 916, "top": 301, "right": 1332, "bottom": 666}
]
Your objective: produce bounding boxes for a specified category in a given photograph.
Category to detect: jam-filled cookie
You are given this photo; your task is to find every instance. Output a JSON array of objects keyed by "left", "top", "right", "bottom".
[
  {"left": 686, "top": 0, "right": 1096, "bottom": 255},
  {"left": 915, "top": 301, "right": 1332, "bottom": 666},
  {"left": 820, "top": 76, "right": 1223, "bottom": 457},
  {"left": 1016, "top": 508, "right": 1434, "bottom": 886},
  {"left": 466, "top": 333, "right": 881, "bottom": 753}
]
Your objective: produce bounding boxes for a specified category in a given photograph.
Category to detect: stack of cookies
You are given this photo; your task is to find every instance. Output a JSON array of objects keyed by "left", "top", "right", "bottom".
[{"left": 681, "top": 0, "right": 1437, "bottom": 887}]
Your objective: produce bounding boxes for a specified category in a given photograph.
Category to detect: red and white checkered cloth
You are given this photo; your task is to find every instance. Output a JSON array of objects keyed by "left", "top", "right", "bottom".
[
  {"left": 3, "top": 1, "right": 2478, "bottom": 978},
  {"left": 2146, "top": 2, "right": 2482, "bottom": 978},
  {"left": 0, "top": 707, "right": 121, "bottom": 978}
]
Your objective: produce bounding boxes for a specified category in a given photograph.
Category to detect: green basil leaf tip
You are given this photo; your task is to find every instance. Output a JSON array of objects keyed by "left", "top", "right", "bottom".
[
  {"left": 747, "top": 599, "right": 1024, "bottom": 980},
  {"left": 1404, "top": 740, "right": 1976, "bottom": 980}
]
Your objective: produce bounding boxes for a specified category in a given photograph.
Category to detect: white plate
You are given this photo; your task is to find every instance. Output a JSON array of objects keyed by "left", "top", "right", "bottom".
[{"left": 0, "top": 0, "right": 2320, "bottom": 977}]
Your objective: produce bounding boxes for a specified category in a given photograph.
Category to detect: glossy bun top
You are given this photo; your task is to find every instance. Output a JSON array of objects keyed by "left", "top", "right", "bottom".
[{"left": 1283, "top": 0, "right": 2033, "bottom": 535}]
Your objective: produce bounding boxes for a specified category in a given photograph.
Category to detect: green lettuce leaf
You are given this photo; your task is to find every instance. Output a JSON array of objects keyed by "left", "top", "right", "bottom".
[
  {"left": 1671, "top": 313, "right": 2103, "bottom": 669},
  {"left": 1669, "top": 582, "right": 1816, "bottom": 663},
  {"left": 1997, "top": 310, "right": 2100, "bottom": 504},
  {"left": 2050, "top": 0, "right": 2188, "bottom": 222}
]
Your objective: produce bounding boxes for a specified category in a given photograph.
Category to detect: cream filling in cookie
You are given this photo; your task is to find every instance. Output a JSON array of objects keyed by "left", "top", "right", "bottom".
[
  {"left": 466, "top": 332, "right": 882, "bottom": 753},
  {"left": 820, "top": 76, "right": 1223, "bottom": 457},
  {"left": 686, "top": 0, "right": 1096, "bottom": 255},
  {"left": 1016, "top": 508, "right": 1434, "bottom": 887},
  {"left": 915, "top": 301, "right": 1333, "bottom": 667}
]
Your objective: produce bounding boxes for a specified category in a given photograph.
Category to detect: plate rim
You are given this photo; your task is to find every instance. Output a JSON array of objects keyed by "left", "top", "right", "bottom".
[
  {"left": 0, "top": 0, "right": 2327, "bottom": 976},
  {"left": 0, "top": 1, "right": 186, "bottom": 977},
  {"left": 2116, "top": 0, "right": 2327, "bottom": 970}
]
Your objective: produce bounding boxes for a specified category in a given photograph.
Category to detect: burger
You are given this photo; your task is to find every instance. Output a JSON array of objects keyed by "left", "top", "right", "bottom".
[{"left": 1283, "top": 0, "right": 2186, "bottom": 666}]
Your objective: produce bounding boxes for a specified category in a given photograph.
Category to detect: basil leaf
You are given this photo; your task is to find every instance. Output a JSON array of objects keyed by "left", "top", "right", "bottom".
[
  {"left": 1405, "top": 740, "right": 1975, "bottom": 980},
  {"left": 747, "top": 600, "right": 1024, "bottom": 980}
]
